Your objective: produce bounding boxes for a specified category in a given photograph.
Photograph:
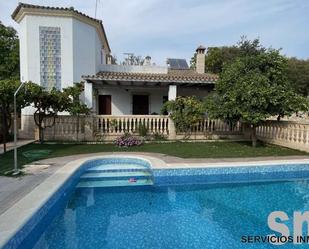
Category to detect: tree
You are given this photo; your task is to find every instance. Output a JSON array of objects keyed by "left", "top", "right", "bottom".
[
  {"left": 286, "top": 58, "right": 309, "bottom": 96},
  {"left": 205, "top": 39, "right": 308, "bottom": 147},
  {"left": 189, "top": 52, "right": 197, "bottom": 70},
  {"left": 190, "top": 37, "right": 265, "bottom": 74},
  {"left": 63, "top": 82, "right": 90, "bottom": 141},
  {"left": 190, "top": 37, "right": 309, "bottom": 96},
  {"left": 204, "top": 46, "right": 241, "bottom": 74},
  {"left": 0, "top": 22, "right": 19, "bottom": 80},
  {"left": 161, "top": 96, "right": 205, "bottom": 136},
  {"left": 0, "top": 80, "right": 33, "bottom": 152},
  {"left": 29, "top": 85, "right": 71, "bottom": 143}
]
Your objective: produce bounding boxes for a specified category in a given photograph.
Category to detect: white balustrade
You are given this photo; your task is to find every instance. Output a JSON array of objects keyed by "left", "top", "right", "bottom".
[
  {"left": 190, "top": 119, "right": 242, "bottom": 133},
  {"left": 93, "top": 115, "right": 170, "bottom": 135},
  {"left": 256, "top": 120, "right": 309, "bottom": 152},
  {"left": 40, "top": 115, "right": 245, "bottom": 141}
]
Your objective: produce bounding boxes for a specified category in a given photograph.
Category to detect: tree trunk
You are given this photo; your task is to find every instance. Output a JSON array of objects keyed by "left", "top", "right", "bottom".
[
  {"left": 39, "top": 125, "right": 44, "bottom": 144},
  {"left": 251, "top": 125, "right": 257, "bottom": 147},
  {"left": 36, "top": 112, "right": 45, "bottom": 144}
]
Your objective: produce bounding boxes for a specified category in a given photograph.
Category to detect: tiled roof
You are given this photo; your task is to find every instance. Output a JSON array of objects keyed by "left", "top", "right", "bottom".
[
  {"left": 11, "top": 2, "right": 111, "bottom": 52},
  {"left": 84, "top": 69, "right": 218, "bottom": 84}
]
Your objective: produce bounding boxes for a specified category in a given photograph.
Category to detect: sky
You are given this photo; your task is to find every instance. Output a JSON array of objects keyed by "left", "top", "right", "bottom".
[{"left": 1, "top": 0, "right": 309, "bottom": 65}]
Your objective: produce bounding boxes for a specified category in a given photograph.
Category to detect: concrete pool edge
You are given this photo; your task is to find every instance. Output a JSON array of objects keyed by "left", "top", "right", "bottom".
[
  {"left": 0, "top": 154, "right": 164, "bottom": 248},
  {"left": 1, "top": 154, "right": 309, "bottom": 248}
]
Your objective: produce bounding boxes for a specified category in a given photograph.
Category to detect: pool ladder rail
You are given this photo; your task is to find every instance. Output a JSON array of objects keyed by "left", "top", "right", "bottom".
[{"left": 77, "top": 163, "right": 154, "bottom": 188}]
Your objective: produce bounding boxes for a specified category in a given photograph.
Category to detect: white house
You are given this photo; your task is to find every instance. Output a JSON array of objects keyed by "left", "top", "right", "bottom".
[
  {"left": 12, "top": 3, "right": 218, "bottom": 138},
  {"left": 12, "top": 3, "right": 111, "bottom": 136}
]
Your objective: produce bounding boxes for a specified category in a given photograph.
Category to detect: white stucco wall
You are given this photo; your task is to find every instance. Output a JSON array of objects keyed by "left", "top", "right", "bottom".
[
  {"left": 72, "top": 19, "right": 105, "bottom": 82},
  {"left": 18, "top": 14, "right": 107, "bottom": 134},
  {"left": 19, "top": 15, "right": 74, "bottom": 117},
  {"left": 97, "top": 87, "right": 169, "bottom": 115},
  {"left": 19, "top": 15, "right": 107, "bottom": 88},
  {"left": 19, "top": 16, "right": 28, "bottom": 83},
  {"left": 19, "top": 15, "right": 74, "bottom": 88}
]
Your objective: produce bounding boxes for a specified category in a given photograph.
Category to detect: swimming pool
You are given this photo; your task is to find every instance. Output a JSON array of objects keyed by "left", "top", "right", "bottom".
[{"left": 2, "top": 156, "right": 309, "bottom": 249}]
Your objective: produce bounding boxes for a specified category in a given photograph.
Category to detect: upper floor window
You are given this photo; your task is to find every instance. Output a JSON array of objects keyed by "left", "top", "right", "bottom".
[{"left": 39, "top": 26, "right": 61, "bottom": 90}]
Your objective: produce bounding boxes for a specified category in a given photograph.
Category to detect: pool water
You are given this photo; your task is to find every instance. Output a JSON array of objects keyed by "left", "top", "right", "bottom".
[{"left": 30, "top": 179, "right": 309, "bottom": 249}]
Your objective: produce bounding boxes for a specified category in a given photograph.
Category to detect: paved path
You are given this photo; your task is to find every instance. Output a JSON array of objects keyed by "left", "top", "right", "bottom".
[
  {"left": 0, "top": 140, "right": 34, "bottom": 154},
  {"left": 0, "top": 152, "right": 309, "bottom": 215}
]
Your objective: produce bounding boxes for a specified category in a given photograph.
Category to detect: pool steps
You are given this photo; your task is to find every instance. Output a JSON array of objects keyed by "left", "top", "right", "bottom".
[
  {"left": 77, "top": 179, "right": 153, "bottom": 188},
  {"left": 81, "top": 171, "right": 152, "bottom": 178},
  {"left": 77, "top": 163, "right": 153, "bottom": 188}
]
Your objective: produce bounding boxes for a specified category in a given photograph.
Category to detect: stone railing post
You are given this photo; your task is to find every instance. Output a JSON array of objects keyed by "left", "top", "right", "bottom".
[
  {"left": 84, "top": 115, "right": 94, "bottom": 141},
  {"left": 168, "top": 117, "right": 176, "bottom": 140}
]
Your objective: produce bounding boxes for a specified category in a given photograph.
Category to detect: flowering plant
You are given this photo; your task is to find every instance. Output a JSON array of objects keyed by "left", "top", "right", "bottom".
[{"left": 114, "top": 133, "right": 143, "bottom": 147}]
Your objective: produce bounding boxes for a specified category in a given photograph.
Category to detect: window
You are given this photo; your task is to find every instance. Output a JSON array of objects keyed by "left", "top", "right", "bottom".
[{"left": 39, "top": 26, "right": 61, "bottom": 90}]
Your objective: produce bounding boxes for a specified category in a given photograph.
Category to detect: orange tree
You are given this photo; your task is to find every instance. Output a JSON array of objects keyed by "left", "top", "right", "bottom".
[
  {"left": 205, "top": 39, "right": 308, "bottom": 147},
  {"left": 0, "top": 80, "right": 34, "bottom": 152},
  {"left": 29, "top": 84, "right": 70, "bottom": 143},
  {"left": 161, "top": 96, "right": 205, "bottom": 136}
]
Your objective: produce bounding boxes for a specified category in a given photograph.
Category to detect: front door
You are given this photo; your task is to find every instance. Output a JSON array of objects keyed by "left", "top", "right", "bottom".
[
  {"left": 98, "top": 95, "right": 111, "bottom": 115},
  {"left": 132, "top": 95, "right": 149, "bottom": 115}
]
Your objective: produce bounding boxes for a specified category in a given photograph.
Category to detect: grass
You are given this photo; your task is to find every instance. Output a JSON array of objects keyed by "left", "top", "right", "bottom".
[{"left": 0, "top": 141, "right": 307, "bottom": 175}]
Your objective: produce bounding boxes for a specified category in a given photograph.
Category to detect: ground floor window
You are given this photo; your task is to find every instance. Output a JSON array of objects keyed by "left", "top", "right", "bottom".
[{"left": 132, "top": 95, "right": 149, "bottom": 115}]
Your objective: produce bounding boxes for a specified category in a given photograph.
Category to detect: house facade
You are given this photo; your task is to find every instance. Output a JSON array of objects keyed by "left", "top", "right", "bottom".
[
  {"left": 83, "top": 63, "right": 217, "bottom": 116},
  {"left": 12, "top": 3, "right": 218, "bottom": 138}
]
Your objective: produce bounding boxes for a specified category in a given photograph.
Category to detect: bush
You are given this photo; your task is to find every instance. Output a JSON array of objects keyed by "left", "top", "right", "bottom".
[
  {"left": 114, "top": 133, "right": 143, "bottom": 147},
  {"left": 161, "top": 96, "right": 205, "bottom": 132},
  {"left": 137, "top": 123, "right": 148, "bottom": 137},
  {"left": 151, "top": 132, "right": 167, "bottom": 141}
]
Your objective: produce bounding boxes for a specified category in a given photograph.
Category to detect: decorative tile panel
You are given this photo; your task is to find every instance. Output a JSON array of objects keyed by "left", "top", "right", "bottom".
[{"left": 39, "top": 26, "right": 61, "bottom": 90}]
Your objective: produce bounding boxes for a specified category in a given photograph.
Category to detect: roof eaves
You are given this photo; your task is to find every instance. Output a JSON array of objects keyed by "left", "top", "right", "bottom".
[
  {"left": 82, "top": 73, "right": 217, "bottom": 84},
  {"left": 11, "top": 2, "right": 111, "bottom": 53}
]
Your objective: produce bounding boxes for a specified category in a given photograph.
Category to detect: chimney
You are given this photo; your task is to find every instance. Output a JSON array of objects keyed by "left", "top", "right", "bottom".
[
  {"left": 195, "top": 45, "right": 206, "bottom": 74},
  {"left": 143, "top": 56, "right": 151, "bottom": 66},
  {"left": 107, "top": 54, "right": 112, "bottom": 64}
]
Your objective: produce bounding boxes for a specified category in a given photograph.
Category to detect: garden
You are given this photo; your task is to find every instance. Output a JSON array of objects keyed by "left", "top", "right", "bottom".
[
  {"left": 1, "top": 30, "right": 309, "bottom": 175},
  {"left": 0, "top": 141, "right": 308, "bottom": 175}
]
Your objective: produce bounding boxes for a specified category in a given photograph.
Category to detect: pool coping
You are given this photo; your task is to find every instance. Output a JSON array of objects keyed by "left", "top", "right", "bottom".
[{"left": 1, "top": 154, "right": 309, "bottom": 248}]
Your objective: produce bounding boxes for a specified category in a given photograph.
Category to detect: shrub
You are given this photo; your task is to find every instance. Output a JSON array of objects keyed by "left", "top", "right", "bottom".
[
  {"left": 137, "top": 123, "right": 148, "bottom": 137},
  {"left": 114, "top": 133, "right": 143, "bottom": 147},
  {"left": 161, "top": 96, "right": 205, "bottom": 132},
  {"left": 151, "top": 132, "right": 167, "bottom": 141}
]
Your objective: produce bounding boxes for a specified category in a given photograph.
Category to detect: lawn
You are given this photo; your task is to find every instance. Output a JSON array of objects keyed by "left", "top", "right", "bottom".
[{"left": 0, "top": 141, "right": 307, "bottom": 175}]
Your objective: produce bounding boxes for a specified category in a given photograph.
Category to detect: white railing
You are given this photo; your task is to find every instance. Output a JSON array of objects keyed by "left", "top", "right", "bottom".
[
  {"left": 42, "top": 116, "right": 87, "bottom": 141},
  {"left": 190, "top": 119, "right": 242, "bottom": 133},
  {"left": 40, "top": 115, "right": 244, "bottom": 141},
  {"left": 94, "top": 115, "right": 169, "bottom": 135},
  {"left": 44, "top": 116, "right": 85, "bottom": 135},
  {"left": 257, "top": 120, "right": 309, "bottom": 152}
]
